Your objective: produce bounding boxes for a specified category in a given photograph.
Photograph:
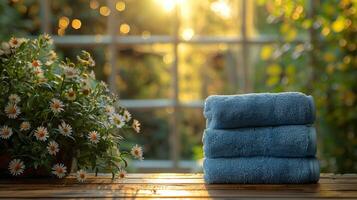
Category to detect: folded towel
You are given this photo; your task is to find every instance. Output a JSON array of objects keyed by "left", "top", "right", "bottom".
[
  {"left": 203, "top": 125, "right": 316, "bottom": 158},
  {"left": 204, "top": 157, "right": 320, "bottom": 184},
  {"left": 204, "top": 92, "right": 315, "bottom": 129}
]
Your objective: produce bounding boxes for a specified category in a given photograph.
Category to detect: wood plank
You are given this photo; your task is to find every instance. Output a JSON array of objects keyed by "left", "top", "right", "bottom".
[
  {"left": 0, "top": 189, "right": 356, "bottom": 198},
  {"left": 0, "top": 183, "right": 356, "bottom": 192},
  {"left": 0, "top": 173, "right": 356, "bottom": 199}
]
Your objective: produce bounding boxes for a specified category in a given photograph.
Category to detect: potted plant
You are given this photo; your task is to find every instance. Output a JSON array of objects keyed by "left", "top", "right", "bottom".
[{"left": 0, "top": 35, "right": 143, "bottom": 181}]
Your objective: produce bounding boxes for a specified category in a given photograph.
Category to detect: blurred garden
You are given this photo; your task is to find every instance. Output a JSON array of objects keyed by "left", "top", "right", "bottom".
[{"left": 0, "top": 0, "right": 356, "bottom": 173}]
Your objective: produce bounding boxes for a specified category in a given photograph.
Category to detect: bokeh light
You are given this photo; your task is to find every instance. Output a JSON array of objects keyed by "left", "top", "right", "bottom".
[
  {"left": 58, "top": 16, "right": 69, "bottom": 29},
  {"left": 71, "top": 19, "right": 82, "bottom": 29},
  {"left": 89, "top": 0, "right": 99, "bottom": 10},
  {"left": 99, "top": 6, "right": 111, "bottom": 16},
  {"left": 120, "top": 23, "right": 130, "bottom": 34},
  {"left": 116, "top": 1, "right": 126, "bottom": 12}
]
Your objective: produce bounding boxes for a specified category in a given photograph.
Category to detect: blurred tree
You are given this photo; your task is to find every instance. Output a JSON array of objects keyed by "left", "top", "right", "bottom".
[
  {"left": 0, "top": 1, "right": 38, "bottom": 40},
  {"left": 256, "top": 0, "right": 357, "bottom": 172}
]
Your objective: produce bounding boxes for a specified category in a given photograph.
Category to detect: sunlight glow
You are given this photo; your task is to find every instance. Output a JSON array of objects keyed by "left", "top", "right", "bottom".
[
  {"left": 210, "top": 0, "right": 231, "bottom": 19},
  {"left": 154, "top": 0, "right": 186, "bottom": 12},
  {"left": 181, "top": 28, "right": 194, "bottom": 41}
]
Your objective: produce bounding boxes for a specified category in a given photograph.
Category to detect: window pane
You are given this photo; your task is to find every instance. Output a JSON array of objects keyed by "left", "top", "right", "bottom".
[
  {"left": 116, "top": 44, "right": 172, "bottom": 99},
  {"left": 179, "top": 0, "right": 240, "bottom": 37},
  {"left": 119, "top": 0, "right": 173, "bottom": 35},
  {"left": 180, "top": 108, "right": 205, "bottom": 160},
  {"left": 178, "top": 44, "right": 242, "bottom": 101},
  {"left": 123, "top": 109, "right": 171, "bottom": 160},
  {"left": 51, "top": 0, "right": 107, "bottom": 35},
  {"left": 250, "top": 0, "right": 309, "bottom": 39},
  {"left": 249, "top": 43, "right": 311, "bottom": 92}
]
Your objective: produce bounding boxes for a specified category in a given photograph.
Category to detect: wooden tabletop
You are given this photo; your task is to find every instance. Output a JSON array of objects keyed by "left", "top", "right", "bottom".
[{"left": 0, "top": 173, "right": 356, "bottom": 199}]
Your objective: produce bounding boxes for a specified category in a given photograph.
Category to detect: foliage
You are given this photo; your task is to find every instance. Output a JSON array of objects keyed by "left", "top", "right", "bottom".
[
  {"left": 0, "top": 35, "right": 143, "bottom": 180},
  {"left": 256, "top": 0, "right": 357, "bottom": 172}
]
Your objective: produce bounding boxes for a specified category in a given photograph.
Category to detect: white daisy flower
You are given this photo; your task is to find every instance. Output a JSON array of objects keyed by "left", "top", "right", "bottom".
[
  {"left": 31, "top": 60, "right": 42, "bottom": 68},
  {"left": 8, "top": 159, "right": 25, "bottom": 176},
  {"left": 0, "top": 125, "right": 13, "bottom": 139},
  {"left": 43, "top": 33, "right": 53, "bottom": 45},
  {"left": 58, "top": 121, "right": 72, "bottom": 137},
  {"left": 9, "top": 37, "right": 20, "bottom": 48},
  {"left": 20, "top": 121, "right": 31, "bottom": 131},
  {"left": 104, "top": 105, "right": 115, "bottom": 115},
  {"left": 34, "top": 126, "right": 49, "bottom": 141},
  {"left": 132, "top": 119, "right": 141, "bottom": 133},
  {"left": 118, "top": 168, "right": 127, "bottom": 179},
  {"left": 50, "top": 98, "right": 64, "bottom": 114},
  {"left": 4, "top": 103, "right": 21, "bottom": 119},
  {"left": 9, "top": 37, "right": 26, "bottom": 48},
  {"left": 88, "top": 131, "right": 100, "bottom": 144},
  {"left": 81, "top": 86, "right": 91, "bottom": 96},
  {"left": 63, "top": 66, "right": 79, "bottom": 79},
  {"left": 52, "top": 163, "right": 67, "bottom": 178},
  {"left": 66, "top": 88, "right": 76, "bottom": 101},
  {"left": 76, "top": 169, "right": 87, "bottom": 183},
  {"left": 131, "top": 144, "right": 144, "bottom": 160},
  {"left": 123, "top": 110, "right": 132, "bottom": 122},
  {"left": 47, "top": 141, "right": 59, "bottom": 156},
  {"left": 110, "top": 113, "right": 125, "bottom": 128},
  {"left": 8, "top": 94, "right": 21, "bottom": 104}
]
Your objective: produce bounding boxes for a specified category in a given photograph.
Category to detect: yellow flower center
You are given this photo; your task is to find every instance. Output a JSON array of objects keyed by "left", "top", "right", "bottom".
[
  {"left": 32, "top": 60, "right": 40, "bottom": 67},
  {"left": 14, "top": 163, "right": 21, "bottom": 171},
  {"left": 38, "top": 131, "right": 45, "bottom": 137},
  {"left": 9, "top": 107, "right": 16, "bottom": 114},
  {"left": 3, "top": 130, "right": 9, "bottom": 136}
]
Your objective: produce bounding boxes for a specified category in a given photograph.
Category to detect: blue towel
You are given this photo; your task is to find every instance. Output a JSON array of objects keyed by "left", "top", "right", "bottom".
[
  {"left": 204, "top": 92, "right": 315, "bottom": 129},
  {"left": 203, "top": 125, "right": 316, "bottom": 158},
  {"left": 204, "top": 157, "right": 320, "bottom": 184}
]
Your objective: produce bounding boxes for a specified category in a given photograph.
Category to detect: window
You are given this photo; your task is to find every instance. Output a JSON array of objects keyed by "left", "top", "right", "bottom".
[{"left": 33, "top": 0, "right": 310, "bottom": 171}]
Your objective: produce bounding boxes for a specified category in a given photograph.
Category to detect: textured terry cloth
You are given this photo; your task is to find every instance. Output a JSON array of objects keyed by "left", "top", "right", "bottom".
[
  {"left": 203, "top": 157, "right": 320, "bottom": 184},
  {"left": 204, "top": 92, "right": 315, "bottom": 129},
  {"left": 203, "top": 125, "right": 316, "bottom": 158}
]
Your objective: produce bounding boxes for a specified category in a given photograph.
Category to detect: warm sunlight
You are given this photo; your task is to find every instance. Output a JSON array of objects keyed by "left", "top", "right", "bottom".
[
  {"left": 210, "top": 0, "right": 232, "bottom": 19},
  {"left": 154, "top": 0, "right": 186, "bottom": 12},
  {"left": 181, "top": 28, "right": 194, "bottom": 40}
]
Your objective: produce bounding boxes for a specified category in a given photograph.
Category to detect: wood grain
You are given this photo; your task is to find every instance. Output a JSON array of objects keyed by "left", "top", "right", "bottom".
[{"left": 0, "top": 173, "right": 356, "bottom": 199}]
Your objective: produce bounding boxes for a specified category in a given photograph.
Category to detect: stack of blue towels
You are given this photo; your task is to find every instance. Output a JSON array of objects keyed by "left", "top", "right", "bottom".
[{"left": 203, "top": 92, "right": 320, "bottom": 184}]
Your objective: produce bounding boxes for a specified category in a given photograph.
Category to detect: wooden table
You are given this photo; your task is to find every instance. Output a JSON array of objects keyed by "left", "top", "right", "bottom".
[{"left": 0, "top": 173, "right": 356, "bottom": 199}]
